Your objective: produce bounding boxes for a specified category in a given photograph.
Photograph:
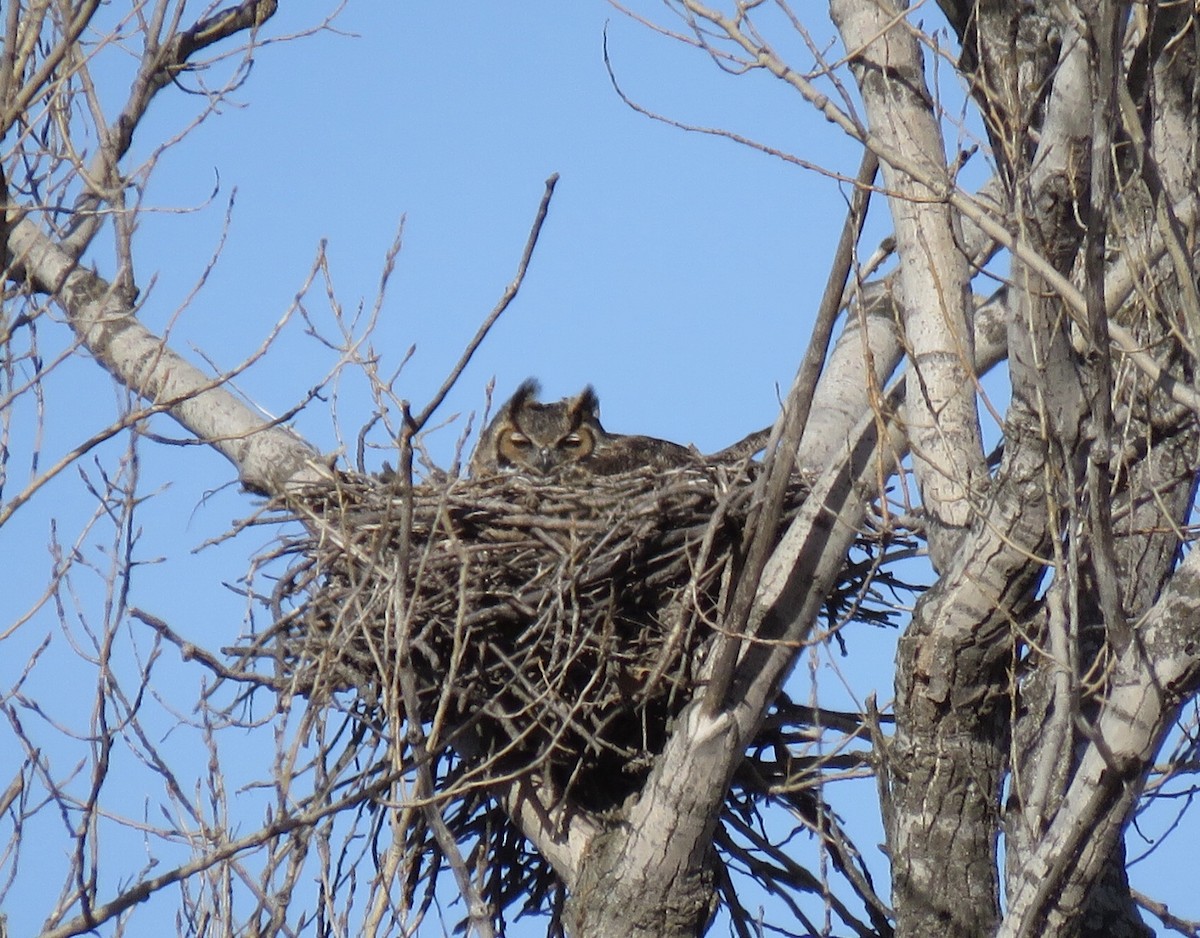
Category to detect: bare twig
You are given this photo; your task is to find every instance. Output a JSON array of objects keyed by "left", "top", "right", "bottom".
[
  {"left": 704, "top": 147, "right": 878, "bottom": 714},
  {"left": 410, "top": 174, "right": 560, "bottom": 433}
]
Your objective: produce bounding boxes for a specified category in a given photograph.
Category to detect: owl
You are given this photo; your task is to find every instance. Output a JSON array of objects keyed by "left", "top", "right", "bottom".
[{"left": 469, "top": 378, "right": 698, "bottom": 477}]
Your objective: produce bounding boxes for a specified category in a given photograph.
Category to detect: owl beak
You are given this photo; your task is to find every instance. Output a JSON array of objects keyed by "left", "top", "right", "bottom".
[{"left": 535, "top": 448, "right": 555, "bottom": 474}]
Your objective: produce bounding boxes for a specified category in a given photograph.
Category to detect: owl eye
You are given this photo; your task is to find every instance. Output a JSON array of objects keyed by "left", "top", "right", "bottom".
[
  {"left": 561, "top": 433, "right": 585, "bottom": 450},
  {"left": 505, "top": 432, "right": 532, "bottom": 449}
]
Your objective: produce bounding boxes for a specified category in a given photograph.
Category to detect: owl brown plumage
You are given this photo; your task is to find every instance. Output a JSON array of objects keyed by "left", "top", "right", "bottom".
[
  {"left": 469, "top": 378, "right": 697, "bottom": 477},
  {"left": 469, "top": 379, "right": 602, "bottom": 476}
]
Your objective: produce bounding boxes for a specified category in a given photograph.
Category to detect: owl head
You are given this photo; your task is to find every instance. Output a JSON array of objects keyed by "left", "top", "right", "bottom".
[{"left": 470, "top": 378, "right": 607, "bottom": 476}]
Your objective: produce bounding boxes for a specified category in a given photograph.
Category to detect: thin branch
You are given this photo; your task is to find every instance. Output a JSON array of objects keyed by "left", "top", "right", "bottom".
[
  {"left": 410, "top": 173, "right": 560, "bottom": 433},
  {"left": 704, "top": 147, "right": 878, "bottom": 714}
]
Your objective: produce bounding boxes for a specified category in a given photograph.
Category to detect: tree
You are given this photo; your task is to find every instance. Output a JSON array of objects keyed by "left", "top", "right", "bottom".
[{"left": 4, "top": 1, "right": 1200, "bottom": 937}]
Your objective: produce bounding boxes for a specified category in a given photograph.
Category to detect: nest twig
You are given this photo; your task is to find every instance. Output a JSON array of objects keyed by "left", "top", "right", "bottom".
[
  {"left": 225, "top": 459, "right": 906, "bottom": 931},
  {"left": 237, "top": 463, "right": 797, "bottom": 804}
]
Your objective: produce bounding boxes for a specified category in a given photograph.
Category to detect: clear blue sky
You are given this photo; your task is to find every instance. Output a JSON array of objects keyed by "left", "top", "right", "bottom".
[
  {"left": 1, "top": 3, "right": 1193, "bottom": 935},
  {"left": 126, "top": 3, "right": 876, "bottom": 458}
]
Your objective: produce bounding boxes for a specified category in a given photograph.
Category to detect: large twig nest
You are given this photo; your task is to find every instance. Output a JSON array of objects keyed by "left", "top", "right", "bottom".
[
  {"left": 240, "top": 460, "right": 820, "bottom": 806},
  {"left": 225, "top": 457, "right": 908, "bottom": 924}
]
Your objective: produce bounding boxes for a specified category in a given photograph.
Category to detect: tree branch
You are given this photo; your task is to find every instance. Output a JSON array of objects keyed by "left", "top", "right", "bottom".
[{"left": 6, "top": 218, "right": 324, "bottom": 495}]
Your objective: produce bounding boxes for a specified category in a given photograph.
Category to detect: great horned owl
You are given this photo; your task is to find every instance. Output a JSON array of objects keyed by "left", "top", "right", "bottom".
[{"left": 469, "top": 378, "right": 697, "bottom": 477}]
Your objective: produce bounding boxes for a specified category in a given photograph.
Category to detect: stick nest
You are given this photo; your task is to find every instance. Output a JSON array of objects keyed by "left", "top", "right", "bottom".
[
  {"left": 241, "top": 461, "right": 833, "bottom": 807},
  {"left": 221, "top": 454, "right": 910, "bottom": 931}
]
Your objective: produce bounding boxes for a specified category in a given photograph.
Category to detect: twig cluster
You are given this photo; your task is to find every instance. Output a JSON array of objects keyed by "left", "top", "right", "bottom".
[
  {"left": 224, "top": 459, "right": 906, "bottom": 932},
  {"left": 243, "top": 462, "right": 801, "bottom": 807}
]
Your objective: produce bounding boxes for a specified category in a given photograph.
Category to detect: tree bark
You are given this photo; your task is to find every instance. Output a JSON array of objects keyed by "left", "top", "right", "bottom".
[
  {"left": 831, "top": 0, "right": 986, "bottom": 570},
  {"left": 6, "top": 218, "right": 325, "bottom": 496}
]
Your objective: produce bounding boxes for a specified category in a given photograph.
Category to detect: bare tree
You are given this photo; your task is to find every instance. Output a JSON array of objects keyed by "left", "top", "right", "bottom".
[{"left": 5, "top": 2, "right": 1200, "bottom": 937}]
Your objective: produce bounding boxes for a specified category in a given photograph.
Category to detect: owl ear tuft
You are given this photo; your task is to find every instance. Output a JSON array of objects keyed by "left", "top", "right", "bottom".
[
  {"left": 508, "top": 377, "right": 542, "bottom": 411},
  {"left": 572, "top": 385, "right": 600, "bottom": 423},
  {"left": 503, "top": 379, "right": 542, "bottom": 427}
]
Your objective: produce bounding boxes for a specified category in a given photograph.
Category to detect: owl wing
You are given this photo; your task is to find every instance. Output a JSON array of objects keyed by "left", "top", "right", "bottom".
[
  {"left": 583, "top": 434, "right": 700, "bottom": 476},
  {"left": 708, "top": 425, "right": 772, "bottom": 463}
]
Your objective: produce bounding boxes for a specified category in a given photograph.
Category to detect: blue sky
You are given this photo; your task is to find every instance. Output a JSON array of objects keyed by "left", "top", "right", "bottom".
[
  {"left": 2, "top": 2, "right": 1195, "bottom": 935},
  {"left": 124, "top": 3, "right": 875, "bottom": 458}
]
